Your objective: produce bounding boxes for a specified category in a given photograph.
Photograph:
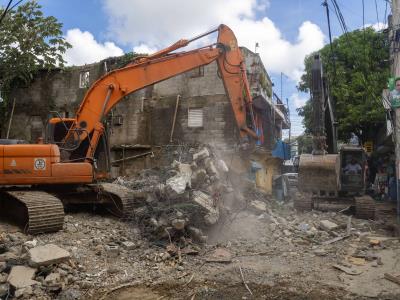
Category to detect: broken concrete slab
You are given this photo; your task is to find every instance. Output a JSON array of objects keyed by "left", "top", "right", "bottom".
[
  {"left": 7, "top": 266, "right": 38, "bottom": 289},
  {"left": 217, "top": 159, "right": 229, "bottom": 172},
  {"left": 249, "top": 200, "right": 267, "bottom": 213},
  {"left": 29, "top": 244, "right": 70, "bottom": 267},
  {"left": 204, "top": 158, "right": 218, "bottom": 176},
  {"left": 320, "top": 220, "right": 339, "bottom": 231},
  {"left": 332, "top": 264, "right": 362, "bottom": 275},
  {"left": 206, "top": 248, "right": 232, "bottom": 263},
  {"left": 15, "top": 286, "right": 33, "bottom": 298},
  {"left": 192, "top": 190, "right": 219, "bottom": 225},
  {"left": 193, "top": 148, "right": 210, "bottom": 161},
  {"left": 166, "top": 175, "right": 190, "bottom": 197},
  {"left": 313, "top": 248, "right": 327, "bottom": 256},
  {"left": 171, "top": 219, "right": 186, "bottom": 230},
  {"left": 121, "top": 241, "right": 137, "bottom": 250},
  {"left": 45, "top": 272, "right": 61, "bottom": 284}
]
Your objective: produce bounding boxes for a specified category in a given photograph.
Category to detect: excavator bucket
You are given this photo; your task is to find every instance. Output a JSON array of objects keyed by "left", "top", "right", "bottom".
[{"left": 298, "top": 154, "right": 339, "bottom": 197}]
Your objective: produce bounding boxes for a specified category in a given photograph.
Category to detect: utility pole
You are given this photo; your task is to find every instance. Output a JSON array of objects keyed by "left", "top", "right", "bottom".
[{"left": 391, "top": 0, "right": 400, "bottom": 221}]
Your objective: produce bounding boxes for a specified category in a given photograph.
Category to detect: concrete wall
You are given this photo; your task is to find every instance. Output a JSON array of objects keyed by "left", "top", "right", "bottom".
[{"left": 5, "top": 48, "right": 283, "bottom": 178}]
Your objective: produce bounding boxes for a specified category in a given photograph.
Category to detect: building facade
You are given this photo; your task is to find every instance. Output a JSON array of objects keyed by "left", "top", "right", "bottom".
[{"left": 5, "top": 48, "right": 290, "bottom": 189}]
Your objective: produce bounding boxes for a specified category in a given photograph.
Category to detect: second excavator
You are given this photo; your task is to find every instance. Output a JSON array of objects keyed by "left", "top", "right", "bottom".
[
  {"left": 0, "top": 24, "right": 258, "bottom": 234},
  {"left": 295, "top": 54, "right": 375, "bottom": 219}
]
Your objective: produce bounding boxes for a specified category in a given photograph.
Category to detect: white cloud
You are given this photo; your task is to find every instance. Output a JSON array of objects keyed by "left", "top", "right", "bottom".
[
  {"left": 102, "top": 0, "right": 324, "bottom": 82},
  {"left": 132, "top": 44, "right": 157, "bottom": 55},
  {"left": 64, "top": 28, "right": 124, "bottom": 66},
  {"left": 364, "top": 22, "right": 387, "bottom": 31},
  {"left": 290, "top": 93, "right": 309, "bottom": 109}
]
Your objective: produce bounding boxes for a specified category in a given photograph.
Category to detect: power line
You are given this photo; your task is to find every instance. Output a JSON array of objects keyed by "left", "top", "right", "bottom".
[
  {"left": 10, "top": 0, "right": 24, "bottom": 11},
  {"left": 384, "top": 0, "right": 388, "bottom": 27},
  {"left": 331, "top": 0, "right": 349, "bottom": 35},
  {"left": 374, "top": 0, "right": 380, "bottom": 28},
  {"left": 0, "top": 0, "right": 13, "bottom": 26}
]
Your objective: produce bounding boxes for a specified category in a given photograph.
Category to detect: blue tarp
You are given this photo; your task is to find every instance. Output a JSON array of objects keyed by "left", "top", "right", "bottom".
[{"left": 272, "top": 140, "right": 291, "bottom": 160}]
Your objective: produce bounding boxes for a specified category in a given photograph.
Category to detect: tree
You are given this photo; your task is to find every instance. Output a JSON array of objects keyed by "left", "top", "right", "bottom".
[
  {"left": 296, "top": 134, "right": 313, "bottom": 154},
  {"left": 297, "top": 28, "right": 389, "bottom": 142},
  {"left": 0, "top": 1, "right": 71, "bottom": 134}
]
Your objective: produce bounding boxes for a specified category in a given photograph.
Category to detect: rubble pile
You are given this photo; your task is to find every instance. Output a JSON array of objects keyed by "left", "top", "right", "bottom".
[{"left": 114, "top": 145, "right": 232, "bottom": 244}]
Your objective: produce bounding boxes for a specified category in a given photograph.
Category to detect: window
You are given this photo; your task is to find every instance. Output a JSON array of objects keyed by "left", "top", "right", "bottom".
[
  {"left": 188, "top": 108, "right": 203, "bottom": 128},
  {"left": 189, "top": 66, "right": 204, "bottom": 78},
  {"left": 79, "top": 71, "right": 90, "bottom": 88}
]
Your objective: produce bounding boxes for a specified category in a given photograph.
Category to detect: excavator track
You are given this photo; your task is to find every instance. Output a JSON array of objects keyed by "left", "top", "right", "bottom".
[
  {"left": 94, "top": 183, "right": 139, "bottom": 220},
  {"left": 4, "top": 190, "right": 64, "bottom": 234},
  {"left": 354, "top": 195, "right": 376, "bottom": 220}
]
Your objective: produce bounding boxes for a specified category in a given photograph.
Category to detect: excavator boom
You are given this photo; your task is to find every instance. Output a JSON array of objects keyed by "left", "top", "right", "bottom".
[
  {"left": 62, "top": 24, "right": 257, "bottom": 162},
  {"left": 0, "top": 24, "right": 259, "bottom": 233}
]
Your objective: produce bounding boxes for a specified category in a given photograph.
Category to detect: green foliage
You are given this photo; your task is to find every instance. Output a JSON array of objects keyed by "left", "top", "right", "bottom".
[
  {"left": 296, "top": 134, "right": 313, "bottom": 154},
  {"left": 296, "top": 99, "right": 312, "bottom": 135},
  {"left": 0, "top": 1, "right": 71, "bottom": 131},
  {"left": 298, "top": 28, "right": 389, "bottom": 142},
  {"left": 114, "top": 52, "right": 144, "bottom": 69}
]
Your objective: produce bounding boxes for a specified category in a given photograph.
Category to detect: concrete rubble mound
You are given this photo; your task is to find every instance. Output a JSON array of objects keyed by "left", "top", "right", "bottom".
[{"left": 114, "top": 145, "right": 232, "bottom": 244}]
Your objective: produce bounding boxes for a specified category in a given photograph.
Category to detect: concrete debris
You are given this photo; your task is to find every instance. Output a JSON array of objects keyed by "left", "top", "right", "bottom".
[
  {"left": 24, "top": 239, "right": 38, "bottom": 249},
  {"left": 0, "top": 142, "right": 398, "bottom": 299},
  {"left": 191, "top": 169, "right": 207, "bottom": 187},
  {"left": 0, "top": 283, "right": 8, "bottom": 297},
  {"left": 7, "top": 266, "right": 38, "bottom": 289},
  {"left": 45, "top": 272, "right": 61, "bottom": 284},
  {"left": 249, "top": 200, "right": 267, "bottom": 213},
  {"left": 384, "top": 273, "right": 400, "bottom": 286},
  {"left": 121, "top": 241, "right": 137, "bottom": 250},
  {"left": 105, "top": 245, "right": 120, "bottom": 258},
  {"left": 347, "top": 257, "right": 366, "bottom": 266},
  {"left": 192, "top": 190, "right": 219, "bottom": 225},
  {"left": 320, "top": 220, "right": 339, "bottom": 231},
  {"left": 171, "top": 219, "right": 186, "bottom": 230},
  {"left": 193, "top": 148, "right": 210, "bottom": 161},
  {"left": 166, "top": 174, "right": 190, "bottom": 196},
  {"left": 15, "top": 286, "right": 33, "bottom": 298},
  {"left": 217, "top": 159, "right": 229, "bottom": 173},
  {"left": 206, "top": 248, "right": 232, "bottom": 263},
  {"left": 29, "top": 244, "right": 70, "bottom": 267}
]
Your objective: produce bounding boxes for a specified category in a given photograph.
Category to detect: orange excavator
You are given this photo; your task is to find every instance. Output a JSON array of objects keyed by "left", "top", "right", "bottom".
[{"left": 0, "top": 24, "right": 258, "bottom": 234}]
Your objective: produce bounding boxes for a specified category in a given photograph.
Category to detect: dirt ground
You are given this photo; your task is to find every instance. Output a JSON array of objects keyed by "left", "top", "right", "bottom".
[{"left": 1, "top": 194, "right": 399, "bottom": 300}]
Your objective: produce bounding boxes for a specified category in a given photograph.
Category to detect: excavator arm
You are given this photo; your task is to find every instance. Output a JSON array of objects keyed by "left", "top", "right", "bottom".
[{"left": 60, "top": 24, "right": 257, "bottom": 162}]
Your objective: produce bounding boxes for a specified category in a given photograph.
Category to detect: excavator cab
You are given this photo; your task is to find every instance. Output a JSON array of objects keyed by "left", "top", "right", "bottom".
[
  {"left": 339, "top": 146, "right": 366, "bottom": 194},
  {"left": 45, "top": 117, "right": 110, "bottom": 178}
]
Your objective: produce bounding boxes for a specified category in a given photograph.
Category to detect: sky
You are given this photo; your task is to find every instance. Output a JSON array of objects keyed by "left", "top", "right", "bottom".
[{"left": 2, "top": 0, "right": 391, "bottom": 138}]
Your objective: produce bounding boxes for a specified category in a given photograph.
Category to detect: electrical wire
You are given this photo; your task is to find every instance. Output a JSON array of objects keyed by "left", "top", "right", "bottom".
[
  {"left": 331, "top": 0, "right": 349, "bottom": 35},
  {"left": 9, "top": 0, "right": 23, "bottom": 11},
  {"left": 375, "top": 0, "right": 380, "bottom": 29},
  {"left": 0, "top": 0, "right": 13, "bottom": 26},
  {"left": 384, "top": 0, "right": 388, "bottom": 28}
]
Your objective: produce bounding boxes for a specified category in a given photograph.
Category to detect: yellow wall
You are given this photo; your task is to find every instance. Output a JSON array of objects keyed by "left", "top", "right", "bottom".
[{"left": 255, "top": 156, "right": 282, "bottom": 194}]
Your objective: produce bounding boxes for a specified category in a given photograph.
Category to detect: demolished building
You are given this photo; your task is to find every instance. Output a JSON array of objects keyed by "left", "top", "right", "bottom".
[{"left": 5, "top": 47, "right": 290, "bottom": 194}]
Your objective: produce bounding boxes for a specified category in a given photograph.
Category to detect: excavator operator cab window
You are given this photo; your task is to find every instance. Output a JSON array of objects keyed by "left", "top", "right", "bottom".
[{"left": 341, "top": 152, "right": 363, "bottom": 186}]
